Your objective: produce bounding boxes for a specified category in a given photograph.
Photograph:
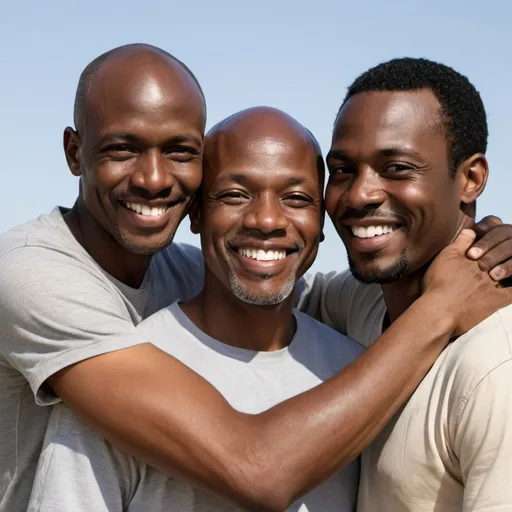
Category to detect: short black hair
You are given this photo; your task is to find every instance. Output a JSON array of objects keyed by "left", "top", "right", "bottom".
[
  {"left": 337, "top": 57, "right": 488, "bottom": 174},
  {"left": 73, "top": 43, "right": 205, "bottom": 131}
]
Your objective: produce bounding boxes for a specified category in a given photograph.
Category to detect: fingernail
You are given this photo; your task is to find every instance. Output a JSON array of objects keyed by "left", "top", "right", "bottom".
[
  {"left": 491, "top": 267, "right": 503, "bottom": 280},
  {"left": 468, "top": 247, "right": 482, "bottom": 259}
]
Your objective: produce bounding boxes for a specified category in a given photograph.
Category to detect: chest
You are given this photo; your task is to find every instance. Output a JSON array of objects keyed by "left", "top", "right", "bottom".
[{"left": 357, "top": 356, "right": 464, "bottom": 512}]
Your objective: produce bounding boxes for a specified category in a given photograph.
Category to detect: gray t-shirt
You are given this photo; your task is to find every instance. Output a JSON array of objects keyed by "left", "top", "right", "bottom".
[
  {"left": 0, "top": 208, "right": 204, "bottom": 511},
  {"left": 28, "top": 302, "right": 364, "bottom": 512}
]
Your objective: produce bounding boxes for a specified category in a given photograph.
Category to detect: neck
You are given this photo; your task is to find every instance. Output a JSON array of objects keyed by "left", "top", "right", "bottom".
[
  {"left": 64, "top": 199, "right": 152, "bottom": 288},
  {"left": 182, "top": 269, "right": 296, "bottom": 352},
  {"left": 381, "top": 266, "right": 427, "bottom": 324}
]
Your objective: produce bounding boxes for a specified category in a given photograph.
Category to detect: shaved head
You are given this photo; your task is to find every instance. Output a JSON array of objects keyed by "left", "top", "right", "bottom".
[
  {"left": 204, "top": 106, "right": 323, "bottom": 183},
  {"left": 73, "top": 43, "right": 205, "bottom": 132}
]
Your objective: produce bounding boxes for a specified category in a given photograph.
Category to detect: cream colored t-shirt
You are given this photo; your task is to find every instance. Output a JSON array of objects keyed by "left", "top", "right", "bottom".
[{"left": 307, "top": 271, "right": 512, "bottom": 511}]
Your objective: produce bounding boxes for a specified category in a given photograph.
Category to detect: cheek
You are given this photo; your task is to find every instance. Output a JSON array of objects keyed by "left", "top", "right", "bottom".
[
  {"left": 325, "top": 180, "right": 346, "bottom": 219},
  {"left": 173, "top": 161, "right": 203, "bottom": 194},
  {"left": 82, "top": 161, "right": 132, "bottom": 192}
]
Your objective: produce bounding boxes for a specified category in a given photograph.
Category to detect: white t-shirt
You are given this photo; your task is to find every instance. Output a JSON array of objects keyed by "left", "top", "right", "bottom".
[
  {"left": 28, "top": 302, "right": 364, "bottom": 512},
  {"left": 315, "top": 271, "right": 512, "bottom": 511},
  {"left": 0, "top": 208, "right": 205, "bottom": 511}
]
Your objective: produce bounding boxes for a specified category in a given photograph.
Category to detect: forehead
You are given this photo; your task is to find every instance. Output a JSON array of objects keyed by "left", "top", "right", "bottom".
[
  {"left": 84, "top": 59, "right": 205, "bottom": 136},
  {"left": 331, "top": 90, "right": 445, "bottom": 153},
  {"left": 207, "top": 131, "right": 321, "bottom": 186}
]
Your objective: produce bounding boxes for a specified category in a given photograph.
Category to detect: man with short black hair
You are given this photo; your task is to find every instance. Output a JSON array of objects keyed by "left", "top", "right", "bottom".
[{"left": 323, "top": 57, "right": 512, "bottom": 510}]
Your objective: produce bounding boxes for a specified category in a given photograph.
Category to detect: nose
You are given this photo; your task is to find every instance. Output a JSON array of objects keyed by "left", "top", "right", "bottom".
[
  {"left": 243, "top": 192, "right": 289, "bottom": 234},
  {"left": 130, "top": 149, "right": 175, "bottom": 196},
  {"left": 343, "top": 167, "right": 386, "bottom": 210}
]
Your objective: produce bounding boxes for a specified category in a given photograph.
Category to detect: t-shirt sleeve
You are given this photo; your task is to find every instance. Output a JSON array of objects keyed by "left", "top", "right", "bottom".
[
  {"left": 296, "top": 270, "right": 382, "bottom": 341},
  {"left": 0, "top": 246, "right": 144, "bottom": 406},
  {"left": 455, "top": 360, "right": 512, "bottom": 511},
  {"left": 27, "top": 403, "right": 136, "bottom": 511}
]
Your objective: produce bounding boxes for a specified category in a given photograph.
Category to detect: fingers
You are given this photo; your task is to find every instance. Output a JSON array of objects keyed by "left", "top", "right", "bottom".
[
  {"left": 473, "top": 215, "right": 503, "bottom": 237},
  {"left": 467, "top": 224, "right": 512, "bottom": 261},
  {"left": 450, "top": 229, "right": 477, "bottom": 254},
  {"left": 474, "top": 238, "right": 512, "bottom": 279}
]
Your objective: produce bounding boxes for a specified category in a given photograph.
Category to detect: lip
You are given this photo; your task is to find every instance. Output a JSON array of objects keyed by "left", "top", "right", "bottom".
[
  {"left": 341, "top": 224, "right": 404, "bottom": 254},
  {"left": 228, "top": 245, "right": 299, "bottom": 275},
  {"left": 117, "top": 200, "right": 180, "bottom": 229},
  {"left": 342, "top": 218, "right": 401, "bottom": 228}
]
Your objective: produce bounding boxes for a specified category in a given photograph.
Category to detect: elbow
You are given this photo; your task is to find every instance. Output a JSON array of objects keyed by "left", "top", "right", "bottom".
[{"left": 229, "top": 460, "right": 298, "bottom": 512}]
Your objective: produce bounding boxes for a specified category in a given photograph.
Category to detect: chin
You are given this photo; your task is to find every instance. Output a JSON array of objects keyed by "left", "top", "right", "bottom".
[
  {"left": 229, "top": 277, "right": 296, "bottom": 307},
  {"left": 348, "top": 251, "right": 409, "bottom": 285},
  {"left": 116, "top": 231, "right": 175, "bottom": 256}
]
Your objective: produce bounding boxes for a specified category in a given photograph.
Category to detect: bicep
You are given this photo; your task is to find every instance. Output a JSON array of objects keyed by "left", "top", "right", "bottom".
[
  {"left": 48, "top": 343, "right": 248, "bottom": 494},
  {"left": 0, "top": 248, "right": 140, "bottom": 403},
  {"left": 456, "top": 362, "right": 512, "bottom": 511}
]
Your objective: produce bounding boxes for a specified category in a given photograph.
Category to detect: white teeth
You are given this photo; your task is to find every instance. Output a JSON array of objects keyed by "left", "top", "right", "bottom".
[
  {"left": 238, "top": 248, "right": 287, "bottom": 261},
  {"left": 124, "top": 202, "right": 167, "bottom": 217},
  {"left": 351, "top": 225, "right": 396, "bottom": 238}
]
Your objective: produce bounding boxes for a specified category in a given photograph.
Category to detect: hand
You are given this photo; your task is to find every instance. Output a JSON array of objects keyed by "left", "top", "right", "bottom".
[
  {"left": 466, "top": 215, "right": 512, "bottom": 283},
  {"left": 423, "top": 229, "right": 512, "bottom": 337}
]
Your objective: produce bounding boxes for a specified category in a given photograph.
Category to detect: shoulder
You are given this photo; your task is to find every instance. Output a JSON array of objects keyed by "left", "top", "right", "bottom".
[
  {"left": 294, "top": 310, "right": 365, "bottom": 367},
  {"left": 154, "top": 242, "right": 203, "bottom": 271},
  {"left": 443, "top": 306, "right": 512, "bottom": 424}
]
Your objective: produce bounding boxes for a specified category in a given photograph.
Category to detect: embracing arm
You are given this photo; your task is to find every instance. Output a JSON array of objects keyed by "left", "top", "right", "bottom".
[{"left": 47, "top": 232, "right": 512, "bottom": 511}]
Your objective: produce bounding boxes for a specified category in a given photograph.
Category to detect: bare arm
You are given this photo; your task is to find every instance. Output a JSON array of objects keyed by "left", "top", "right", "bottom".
[{"left": 45, "top": 231, "right": 512, "bottom": 511}]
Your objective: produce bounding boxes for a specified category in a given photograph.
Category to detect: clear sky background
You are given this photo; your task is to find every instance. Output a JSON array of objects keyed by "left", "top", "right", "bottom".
[{"left": 1, "top": 0, "right": 510, "bottom": 273}]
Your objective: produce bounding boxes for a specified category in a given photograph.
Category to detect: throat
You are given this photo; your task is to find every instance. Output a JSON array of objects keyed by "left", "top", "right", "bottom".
[
  {"left": 381, "top": 271, "right": 424, "bottom": 324},
  {"left": 64, "top": 201, "right": 151, "bottom": 288},
  {"left": 182, "top": 278, "right": 297, "bottom": 352}
]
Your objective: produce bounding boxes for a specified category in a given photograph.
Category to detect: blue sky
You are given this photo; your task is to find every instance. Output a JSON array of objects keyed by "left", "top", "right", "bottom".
[{"left": 1, "top": 0, "right": 510, "bottom": 273}]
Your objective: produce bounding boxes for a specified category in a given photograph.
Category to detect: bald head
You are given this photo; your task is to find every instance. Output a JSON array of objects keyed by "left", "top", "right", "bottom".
[
  {"left": 73, "top": 43, "right": 205, "bottom": 132},
  {"left": 204, "top": 106, "right": 324, "bottom": 185}
]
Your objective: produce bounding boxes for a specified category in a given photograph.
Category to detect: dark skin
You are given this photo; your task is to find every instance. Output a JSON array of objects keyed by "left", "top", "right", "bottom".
[
  {"left": 64, "top": 45, "right": 206, "bottom": 287},
  {"left": 183, "top": 108, "right": 324, "bottom": 351},
  {"left": 326, "top": 89, "right": 497, "bottom": 321},
  {"left": 50, "top": 104, "right": 512, "bottom": 511}
]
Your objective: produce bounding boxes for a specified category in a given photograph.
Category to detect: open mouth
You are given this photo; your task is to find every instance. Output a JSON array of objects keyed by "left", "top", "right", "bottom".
[
  {"left": 119, "top": 201, "right": 169, "bottom": 218},
  {"left": 350, "top": 224, "right": 400, "bottom": 239},
  {"left": 229, "top": 246, "right": 299, "bottom": 262}
]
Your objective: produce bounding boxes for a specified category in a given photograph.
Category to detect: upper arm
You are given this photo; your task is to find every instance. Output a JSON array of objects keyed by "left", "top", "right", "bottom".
[
  {"left": 48, "top": 342, "right": 252, "bottom": 502},
  {"left": 455, "top": 360, "right": 512, "bottom": 511},
  {"left": 0, "top": 247, "right": 141, "bottom": 404}
]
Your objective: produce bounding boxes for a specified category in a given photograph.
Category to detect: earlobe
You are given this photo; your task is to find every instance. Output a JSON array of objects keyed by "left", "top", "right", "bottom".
[
  {"left": 63, "top": 127, "right": 82, "bottom": 177},
  {"left": 459, "top": 153, "right": 489, "bottom": 205},
  {"left": 189, "top": 197, "right": 202, "bottom": 235}
]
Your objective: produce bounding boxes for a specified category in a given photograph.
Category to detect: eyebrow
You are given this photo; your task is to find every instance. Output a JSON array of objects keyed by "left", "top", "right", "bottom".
[
  {"left": 327, "top": 146, "right": 424, "bottom": 161},
  {"left": 94, "top": 133, "right": 202, "bottom": 150}
]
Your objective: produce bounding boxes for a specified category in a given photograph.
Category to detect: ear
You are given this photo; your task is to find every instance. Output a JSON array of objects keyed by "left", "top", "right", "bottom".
[
  {"left": 189, "top": 195, "right": 202, "bottom": 235},
  {"left": 319, "top": 198, "right": 326, "bottom": 243},
  {"left": 64, "top": 127, "right": 82, "bottom": 177},
  {"left": 457, "top": 153, "right": 488, "bottom": 206}
]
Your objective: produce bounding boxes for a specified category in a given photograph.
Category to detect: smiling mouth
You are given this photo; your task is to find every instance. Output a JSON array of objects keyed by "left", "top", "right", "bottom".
[
  {"left": 120, "top": 201, "right": 169, "bottom": 217},
  {"left": 230, "top": 246, "right": 299, "bottom": 262},
  {"left": 350, "top": 224, "right": 399, "bottom": 239}
]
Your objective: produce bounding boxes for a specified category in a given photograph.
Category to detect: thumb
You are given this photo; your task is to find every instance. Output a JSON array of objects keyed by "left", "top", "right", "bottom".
[{"left": 449, "top": 228, "right": 477, "bottom": 254}]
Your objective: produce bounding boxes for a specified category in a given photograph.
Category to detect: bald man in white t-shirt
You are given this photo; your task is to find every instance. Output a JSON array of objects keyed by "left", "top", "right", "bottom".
[{"left": 315, "top": 57, "right": 512, "bottom": 511}]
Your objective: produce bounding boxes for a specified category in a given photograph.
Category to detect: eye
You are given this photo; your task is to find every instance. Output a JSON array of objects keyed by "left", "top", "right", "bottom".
[
  {"left": 384, "top": 163, "right": 414, "bottom": 174},
  {"left": 101, "top": 143, "right": 136, "bottom": 159},
  {"left": 216, "top": 190, "right": 250, "bottom": 204},
  {"left": 283, "top": 193, "right": 313, "bottom": 207},
  {"left": 328, "top": 164, "right": 353, "bottom": 175},
  {"left": 166, "top": 145, "right": 201, "bottom": 162}
]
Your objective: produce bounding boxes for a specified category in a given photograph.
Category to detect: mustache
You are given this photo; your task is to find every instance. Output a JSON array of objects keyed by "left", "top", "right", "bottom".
[
  {"left": 340, "top": 207, "right": 405, "bottom": 223},
  {"left": 113, "top": 188, "right": 187, "bottom": 204}
]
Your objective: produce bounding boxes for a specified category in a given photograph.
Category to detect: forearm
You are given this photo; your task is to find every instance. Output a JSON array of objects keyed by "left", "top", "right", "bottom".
[{"left": 52, "top": 295, "right": 451, "bottom": 511}]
